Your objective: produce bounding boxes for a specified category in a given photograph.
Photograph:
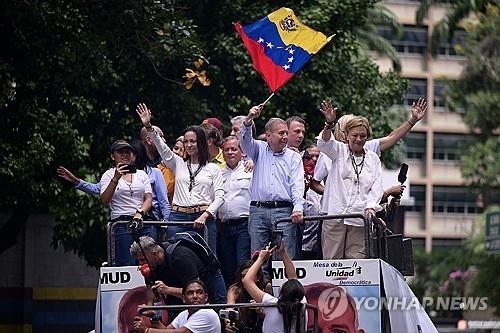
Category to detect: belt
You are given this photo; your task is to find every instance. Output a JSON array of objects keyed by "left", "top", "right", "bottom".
[
  {"left": 250, "top": 201, "right": 293, "bottom": 208},
  {"left": 222, "top": 217, "right": 249, "bottom": 225},
  {"left": 171, "top": 205, "right": 209, "bottom": 213}
]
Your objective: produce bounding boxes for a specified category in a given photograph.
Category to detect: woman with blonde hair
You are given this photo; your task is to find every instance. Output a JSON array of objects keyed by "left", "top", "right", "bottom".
[{"left": 317, "top": 106, "right": 384, "bottom": 259}]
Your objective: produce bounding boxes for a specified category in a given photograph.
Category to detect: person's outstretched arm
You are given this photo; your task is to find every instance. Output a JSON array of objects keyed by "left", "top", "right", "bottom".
[
  {"left": 242, "top": 247, "right": 274, "bottom": 303},
  {"left": 279, "top": 241, "right": 297, "bottom": 280},
  {"left": 57, "top": 166, "right": 100, "bottom": 196},
  {"left": 379, "top": 98, "right": 427, "bottom": 151}
]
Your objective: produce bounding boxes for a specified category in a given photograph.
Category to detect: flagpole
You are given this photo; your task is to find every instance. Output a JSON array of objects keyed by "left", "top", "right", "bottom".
[{"left": 261, "top": 93, "right": 275, "bottom": 106}]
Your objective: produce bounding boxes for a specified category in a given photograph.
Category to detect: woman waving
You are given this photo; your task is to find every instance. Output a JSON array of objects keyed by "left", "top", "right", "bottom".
[{"left": 136, "top": 103, "right": 223, "bottom": 253}]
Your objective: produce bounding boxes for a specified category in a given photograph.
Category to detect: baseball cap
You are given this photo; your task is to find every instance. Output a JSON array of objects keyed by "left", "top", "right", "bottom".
[
  {"left": 202, "top": 117, "right": 223, "bottom": 134},
  {"left": 110, "top": 139, "right": 136, "bottom": 153}
]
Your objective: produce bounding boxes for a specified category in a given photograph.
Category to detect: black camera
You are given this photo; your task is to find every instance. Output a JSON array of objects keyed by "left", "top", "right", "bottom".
[
  {"left": 129, "top": 217, "right": 143, "bottom": 230},
  {"left": 270, "top": 230, "right": 284, "bottom": 248},
  {"left": 220, "top": 309, "right": 240, "bottom": 322}
]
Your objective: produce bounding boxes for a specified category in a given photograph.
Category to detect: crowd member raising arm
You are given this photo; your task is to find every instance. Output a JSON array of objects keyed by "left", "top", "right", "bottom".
[
  {"left": 317, "top": 105, "right": 384, "bottom": 260},
  {"left": 136, "top": 103, "right": 224, "bottom": 254},
  {"left": 243, "top": 243, "right": 307, "bottom": 333}
]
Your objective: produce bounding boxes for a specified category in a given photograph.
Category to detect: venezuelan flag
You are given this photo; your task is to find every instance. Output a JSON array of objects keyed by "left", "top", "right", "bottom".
[{"left": 235, "top": 7, "right": 333, "bottom": 92}]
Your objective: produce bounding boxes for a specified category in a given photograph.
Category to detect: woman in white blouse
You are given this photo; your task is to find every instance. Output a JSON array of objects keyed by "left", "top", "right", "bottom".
[
  {"left": 317, "top": 106, "right": 383, "bottom": 260},
  {"left": 136, "top": 103, "right": 224, "bottom": 253},
  {"left": 99, "top": 139, "right": 154, "bottom": 266}
]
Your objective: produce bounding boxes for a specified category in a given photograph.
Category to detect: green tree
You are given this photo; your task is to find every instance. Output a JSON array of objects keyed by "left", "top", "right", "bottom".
[
  {"left": 416, "top": 0, "right": 497, "bottom": 55},
  {"left": 355, "top": 3, "right": 403, "bottom": 71},
  {"left": 0, "top": 0, "right": 409, "bottom": 266},
  {"left": 448, "top": 5, "right": 500, "bottom": 207}
]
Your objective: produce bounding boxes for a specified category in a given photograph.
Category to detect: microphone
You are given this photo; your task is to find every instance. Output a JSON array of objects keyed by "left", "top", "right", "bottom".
[
  {"left": 398, "top": 163, "right": 409, "bottom": 184},
  {"left": 386, "top": 163, "right": 409, "bottom": 225}
]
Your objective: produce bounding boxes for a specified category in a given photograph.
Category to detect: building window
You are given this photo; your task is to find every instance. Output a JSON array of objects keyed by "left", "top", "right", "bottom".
[
  {"left": 433, "top": 133, "right": 473, "bottom": 161},
  {"left": 433, "top": 79, "right": 449, "bottom": 111},
  {"left": 437, "top": 30, "right": 467, "bottom": 57},
  {"left": 377, "top": 25, "right": 427, "bottom": 55},
  {"left": 408, "top": 185, "right": 426, "bottom": 212},
  {"left": 434, "top": 79, "right": 464, "bottom": 113},
  {"left": 405, "top": 132, "right": 426, "bottom": 160},
  {"left": 432, "top": 186, "right": 481, "bottom": 215},
  {"left": 432, "top": 238, "right": 464, "bottom": 251},
  {"left": 403, "top": 78, "right": 427, "bottom": 107}
]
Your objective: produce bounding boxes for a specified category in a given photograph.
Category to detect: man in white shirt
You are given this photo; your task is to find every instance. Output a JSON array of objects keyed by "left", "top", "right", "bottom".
[
  {"left": 133, "top": 279, "right": 221, "bottom": 333},
  {"left": 218, "top": 136, "right": 252, "bottom": 285}
]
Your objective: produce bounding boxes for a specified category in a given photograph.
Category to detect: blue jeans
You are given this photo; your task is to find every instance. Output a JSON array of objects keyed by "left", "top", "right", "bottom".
[
  {"left": 248, "top": 206, "right": 299, "bottom": 260},
  {"left": 220, "top": 221, "right": 251, "bottom": 286},
  {"left": 114, "top": 223, "right": 157, "bottom": 266},
  {"left": 168, "top": 211, "right": 217, "bottom": 255},
  {"left": 211, "top": 269, "right": 227, "bottom": 303}
]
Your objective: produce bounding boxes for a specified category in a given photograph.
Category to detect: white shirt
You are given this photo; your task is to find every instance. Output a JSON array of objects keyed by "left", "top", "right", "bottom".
[
  {"left": 171, "top": 309, "right": 221, "bottom": 333},
  {"left": 313, "top": 139, "right": 381, "bottom": 183},
  {"left": 317, "top": 134, "right": 383, "bottom": 227},
  {"left": 219, "top": 161, "right": 252, "bottom": 221},
  {"left": 150, "top": 129, "right": 224, "bottom": 216},
  {"left": 262, "top": 293, "right": 307, "bottom": 333},
  {"left": 99, "top": 169, "right": 152, "bottom": 219}
]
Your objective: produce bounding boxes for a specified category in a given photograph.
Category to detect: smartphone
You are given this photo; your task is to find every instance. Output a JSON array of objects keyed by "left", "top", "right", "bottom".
[
  {"left": 269, "top": 230, "right": 284, "bottom": 249},
  {"left": 125, "top": 164, "right": 137, "bottom": 173}
]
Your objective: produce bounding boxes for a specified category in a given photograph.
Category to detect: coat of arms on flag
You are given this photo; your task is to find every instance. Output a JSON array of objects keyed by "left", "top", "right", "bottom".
[{"left": 235, "top": 7, "right": 333, "bottom": 92}]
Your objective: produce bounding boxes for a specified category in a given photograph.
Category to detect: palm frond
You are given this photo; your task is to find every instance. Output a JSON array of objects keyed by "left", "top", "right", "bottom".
[
  {"left": 429, "top": 19, "right": 451, "bottom": 55},
  {"left": 416, "top": 0, "right": 434, "bottom": 25},
  {"left": 356, "top": 28, "right": 402, "bottom": 72},
  {"left": 368, "top": 4, "right": 404, "bottom": 39}
]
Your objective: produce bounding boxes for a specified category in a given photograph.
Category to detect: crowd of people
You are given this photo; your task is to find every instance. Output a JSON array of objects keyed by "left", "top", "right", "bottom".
[{"left": 58, "top": 98, "right": 427, "bottom": 332}]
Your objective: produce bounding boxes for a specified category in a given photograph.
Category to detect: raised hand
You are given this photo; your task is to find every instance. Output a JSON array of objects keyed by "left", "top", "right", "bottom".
[
  {"left": 136, "top": 103, "right": 152, "bottom": 127},
  {"left": 410, "top": 98, "right": 427, "bottom": 123},
  {"left": 258, "top": 245, "right": 275, "bottom": 261},
  {"left": 245, "top": 104, "right": 264, "bottom": 124},
  {"left": 57, "top": 166, "right": 79, "bottom": 185},
  {"left": 319, "top": 99, "right": 337, "bottom": 123}
]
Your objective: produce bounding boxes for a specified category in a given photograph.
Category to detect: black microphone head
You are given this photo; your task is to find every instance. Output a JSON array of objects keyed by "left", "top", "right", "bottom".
[{"left": 398, "top": 163, "right": 409, "bottom": 183}]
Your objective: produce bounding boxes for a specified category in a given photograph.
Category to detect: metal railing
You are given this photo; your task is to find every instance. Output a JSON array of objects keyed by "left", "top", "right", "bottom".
[
  {"left": 106, "top": 220, "right": 208, "bottom": 266},
  {"left": 137, "top": 302, "right": 319, "bottom": 333},
  {"left": 274, "top": 213, "right": 393, "bottom": 261}
]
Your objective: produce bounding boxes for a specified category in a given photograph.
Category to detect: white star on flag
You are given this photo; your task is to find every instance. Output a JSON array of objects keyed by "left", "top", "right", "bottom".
[
  {"left": 287, "top": 56, "right": 294, "bottom": 63},
  {"left": 257, "top": 37, "right": 264, "bottom": 43},
  {"left": 283, "top": 64, "right": 290, "bottom": 70},
  {"left": 288, "top": 48, "right": 295, "bottom": 54},
  {"left": 266, "top": 42, "right": 274, "bottom": 49}
]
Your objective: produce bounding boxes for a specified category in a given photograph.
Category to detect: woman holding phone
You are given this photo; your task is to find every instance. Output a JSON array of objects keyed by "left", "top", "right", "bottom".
[{"left": 99, "top": 139, "right": 154, "bottom": 266}]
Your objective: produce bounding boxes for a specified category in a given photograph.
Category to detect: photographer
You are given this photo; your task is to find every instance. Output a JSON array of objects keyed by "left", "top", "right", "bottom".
[
  {"left": 133, "top": 279, "right": 220, "bottom": 333},
  {"left": 100, "top": 139, "right": 154, "bottom": 266},
  {"left": 130, "top": 236, "right": 226, "bottom": 322},
  {"left": 242, "top": 243, "right": 307, "bottom": 333}
]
